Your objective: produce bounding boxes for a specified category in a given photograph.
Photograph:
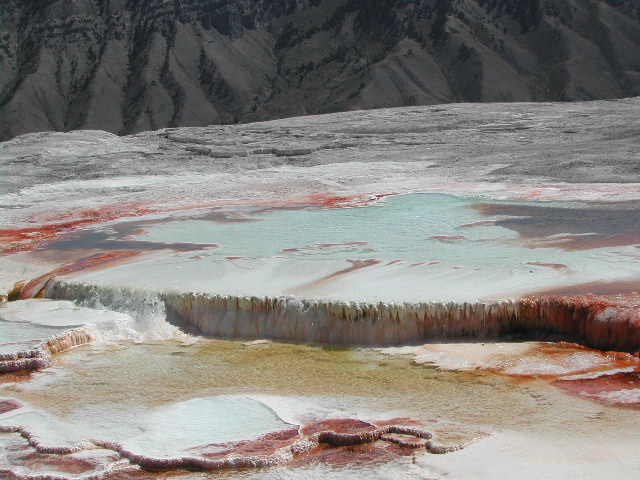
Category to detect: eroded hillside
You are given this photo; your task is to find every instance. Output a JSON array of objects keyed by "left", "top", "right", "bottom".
[{"left": 1, "top": 0, "right": 639, "bottom": 139}]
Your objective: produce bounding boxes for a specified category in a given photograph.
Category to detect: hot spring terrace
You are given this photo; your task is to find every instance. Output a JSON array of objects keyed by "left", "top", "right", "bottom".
[
  {"left": 1, "top": 190, "right": 640, "bottom": 479},
  {"left": 2, "top": 100, "right": 640, "bottom": 478},
  {"left": 5, "top": 193, "right": 640, "bottom": 353}
]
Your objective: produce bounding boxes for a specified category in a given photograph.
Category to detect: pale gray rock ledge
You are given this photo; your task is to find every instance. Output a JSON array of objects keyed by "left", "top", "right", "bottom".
[{"left": 1, "top": 98, "right": 639, "bottom": 229}]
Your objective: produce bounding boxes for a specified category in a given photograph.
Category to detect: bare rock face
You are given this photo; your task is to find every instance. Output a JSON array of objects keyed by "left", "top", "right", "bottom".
[{"left": 1, "top": 0, "right": 639, "bottom": 140}]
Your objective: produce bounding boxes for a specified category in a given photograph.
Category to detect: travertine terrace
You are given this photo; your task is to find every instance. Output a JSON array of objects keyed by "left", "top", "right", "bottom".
[
  {"left": 2, "top": 98, "right": 640, "bottom": 348},
  {"left": 1, "top": 98, "right": 640, "bottom": 479}
]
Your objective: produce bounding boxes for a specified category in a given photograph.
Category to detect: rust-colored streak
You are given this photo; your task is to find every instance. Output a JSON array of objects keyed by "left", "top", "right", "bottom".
[
  {"left": 314, "top": 259, "right": 382, "bottom": 282},
  {"left": 333, "top": 259, "right": 381, "bottom": 277},
  {"left": 553, "top": 371, "right": 640, "bottom": 409},
  {"left": 16, "top": 252, "right": 141, "bottom": 299},
  {"left": 290, "top": 193, "right": 395, "bottom": 209},
  {"left": 136, "top": 418, "right": 443, "bottom": 472},
  {"left": 525, "top": 261, "right": 569, "bottom": 271},
  {"left": 200, "top": 427, "right": 301, "bottom": 458},
  {"left": 526, "top": 233, "right": 640, "bottom": 251},
  {"left": 122, "top": 228, "right": 148, "bottom": 238},
  {"left": 1, "top": 203, "right": 158, "bottom": 255},
  {"left": 317, "top": 242, "right": 369, "bottom": 248},
  {"left": 289, "top": 259, "right": 381, "bottom": 293},
  {"left": 292, "top": 442, "right": 406, "bottom": 468},
  {"left": 458, "top": 220, "right": 496, "bottom": 228},
  {"left": 1, "top": 192, "right": 393, "bottom": 255},
  {"left": 0, "top": 399, "right": 22, "bottom": 414},
  {"left": 386, "top": 260, "right": 403, "bottom": 266},
  {"left": 516, "top": 293, "right": 640, "bottom": 353},
  {"left": 17, "top": 454, "right": 98, "bottom": 474},
  {"left": 532, "top": 280, "right": 640, "bottom": 296},
  {"left": 374, "top": 418, "right": 437, "bottom": 427},
  {"left": 228, "top": 428, "right": 301, "bottom": 457},
  {"left": 306, "top": 194, "right": 362, "bottom": 208},
  {"left": 58, "top": 419, "right": 451, "bottom": 473},
  {"left": 282, "top": 242, "right": 369, "bottom": 254},
  {"left": 301, "top": 419, "right": 376, "bottom": 436}
]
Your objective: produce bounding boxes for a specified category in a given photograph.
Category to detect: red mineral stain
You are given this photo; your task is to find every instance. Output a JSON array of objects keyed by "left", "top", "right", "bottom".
[
  {"left": 301, "top": 419, "right": 376, "bottom": 436},
  {"left": 227, "top": 434, "right": 299, "bottom": 458},
  {"left": 288, "top": 193, "right": 395, "bottom": 209},
  {"left": 0, "top": 399, "right": 22, "bottom": 414},
  {"left": 295, "top": 258, "right": 381, "bottom": 290},
  {"left": 1, "top": 193, "right": 392, "bottom": 255},
  {"left": 533, "top": 280, "right": 640, "bottom": 296},
  {"left": 292, "top": 442, "right": 404, "bottom": 468},
  {"left": 525, "top": 261, "right": 569, "bottom": 271},
  {"left": 224, "top": 256, "right": 245, "bottom": 260},
  {"left": 93, "top": 467, "right": 158, "bottom": 479},
  {"left": 190, "top": 418, "right": 438, "bottom": 472},
  {"left": 491, "top": 342, "right": 639, "bottom": 380},
  {"left": 5, "top": 417, "right": 449, "bottom": 474},
  {"left": 343, "top": 259, "right": 381, "bottom": 273},
  {"left": 374, "top": 417, "right": 437, "bottom": 427},
  {"left": 526, "top": 233, "right": 640, "bottom": 251},
  {"left": 16, "top": 252, "right": 141, "bottom": 299},
  {"left": 18, "top": 454, "right": 97, "bottom": 474},
  {"left": 553, "top": 371, "right": 640, "bottom": 408},
  {"left": 459, "top": 220, "right": 496, "bottom": 228},
  {"left": 0, "top": 371, "right": 32, "bottom": 386},
  {"left": 317, "top": 242, "right": 368, "bottom": 248},
  {"left": 186, "top": 418, "right": 436, "bottom": 473},
  {"left": 201, "top": 427, "right": 301, "bottom": 458},
  {"left": 515, "top": 293, "right": 640, "bottom": 353},
  {"left": 1, "top": 203, "right": 159, "bottom": 255},
  {"left": 310, "top": 194, "right": 360, "bottom": 208},
  {"left": 1, "top": 200, "right": 244, "bottom": 256},
  {"left": 283, "top": 242, "right": 370, "bottom": 253},
  {"left": 386, "top": 260, "right": 403, "bottom": 266},
  {"left": 122, "top": 228, "right": 148, "bottom": 238}
]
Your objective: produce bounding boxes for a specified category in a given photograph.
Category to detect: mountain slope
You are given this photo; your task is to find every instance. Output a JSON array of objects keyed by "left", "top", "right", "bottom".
[{"left": 1, "top": 0, "right": 639, "bottom": 140}]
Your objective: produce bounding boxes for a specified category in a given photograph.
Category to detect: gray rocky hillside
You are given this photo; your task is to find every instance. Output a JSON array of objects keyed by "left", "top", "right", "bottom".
[{"left": 1, "top": 0, "right": 639, "bottom": 140}]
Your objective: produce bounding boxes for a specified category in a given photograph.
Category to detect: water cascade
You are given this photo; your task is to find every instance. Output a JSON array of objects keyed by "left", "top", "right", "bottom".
[{"left": 46, "top": 280, "right": 640, "bottom": 353}]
